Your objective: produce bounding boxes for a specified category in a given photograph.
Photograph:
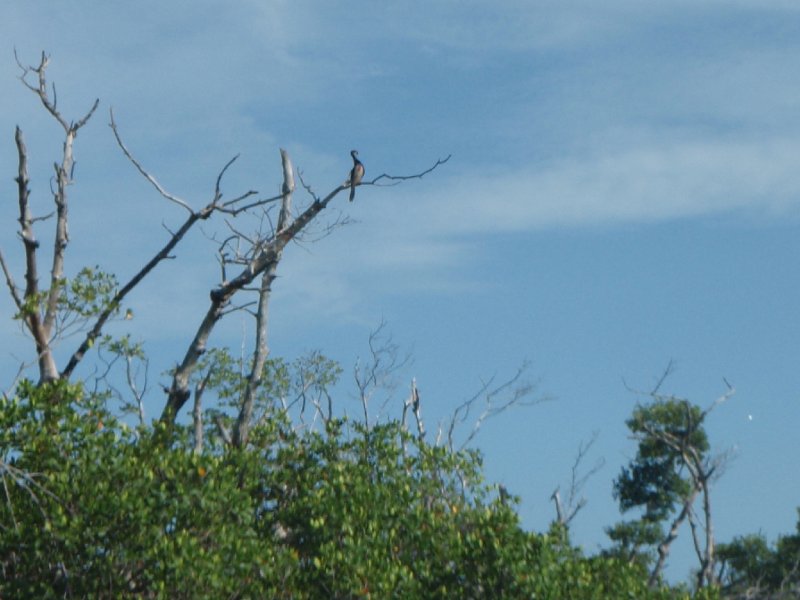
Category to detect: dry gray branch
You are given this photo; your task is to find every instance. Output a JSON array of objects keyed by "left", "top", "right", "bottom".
[
  {"left": 401, "top": 377, "right": 425, "bottom": 440},
  {"left": 162, "top": 152, "right": 447, "bottom": 425},
  {"left": 61, "top": 114, "right": 254, "bottom": 379},
  {"left": 551, "top": 432, "right": 605, "bottom": 527},
  {"left": 193, "top": 370, "right": 212, "bottom": 454},
  {"left": 109, "top": 109, "right": 193, "bottom": 212},
  {"left": 231, "top": 149, "right": 294, "bottom": 448},
  {"left": 370, "top": 155, "right": 451, "bottom": 187},
  {"left": 446, "top": 361, "right": 544, "bottom": 452},
  {"left": 353, "top": 321, "right": 409, "bottom": 428}
]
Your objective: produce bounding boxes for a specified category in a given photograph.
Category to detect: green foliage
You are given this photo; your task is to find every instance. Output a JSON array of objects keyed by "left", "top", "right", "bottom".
[
  {"left": 717, "top": 513, "right": 800, "bottom": 597},
  {"left": 608, "top": 396, "right": 712, "bottom": 573},
  {"left": 0, "top": 381, "right": 282, "bottom": 597},
  {"left": 0, "top": 379, "right": 697, "bottom": 598},
  {"left": 60, "top": 266, "right": 120, "bottom": 319},
  {"left": 99, "top": 334, "right": 146, "bottom": 361},
  {"left": 13, "top": 265, "right": 125, "bottom": 337},
  {"left": 605, "top": 518, "right": 664, "bottom": 569},
  {"left": 617, "top": 399, "right": 707, "bottom": 517}
]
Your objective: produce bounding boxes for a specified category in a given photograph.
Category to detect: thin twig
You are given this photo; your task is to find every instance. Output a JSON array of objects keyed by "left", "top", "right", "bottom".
[
  {"left": 370, "top": 155, "right": 451, "bottom": 187},
  {"left": 109, "top": 109, "right": 193, "bottom": 212}
]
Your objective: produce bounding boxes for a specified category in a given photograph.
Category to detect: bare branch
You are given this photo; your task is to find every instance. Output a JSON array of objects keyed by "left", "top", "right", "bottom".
[
  {"left": 0, "top": 249, "right": 24, "bottom": 312},
  {"left": 214, "top": 155, "right": 241, "bottom": 200},
  {"left": 702, "top": 378, "right": 735, "bottom": 419},
  {"left": 193, "top": 370, "right": 212, "bottom": 454},
  {"left": 222, "top": 220, "right": 258, "bottom": 248},
  {"left": 16, "top": 51, "right": 99, "bottom": 134},
  {"left": 552, "top": 432, "right": 605, "bottom": 527},
  {"left": 370, "top": 155, "right": 451, "bottom": 187},
  {"left": 2, "top": 361, "right": 28, "bottom": 401},
  {"left": 402, "top": 377, "right": 425, "bottom": 440},
  {"left": 353, "top": 321, "right": 409, "bottom": 428},
  {"left": 214, "top": 414, "right": 233, "bottom": 446},
  {"left": 651, "top": 360, "right": 676, "bottom": 395},
  {"left": 124, "top": 353, "right": 149, "bottom": 427},
  {"left": 12, "top": 126, "right": 58, "bottom": 382},
  {"left": 162, "top": 155, "right": 449, "bottom": 424},
  {"left": 650, "top": 487, "right": 700, "bottom": 587},
  {"left": 62, "top": 126, "right": 251, "bottom": 379},
  {"left": 622, "top": 359, "right": 676, "bottom": 398},
  {"left": 232, "top": 269, "right": 276, "bottom": 446},
  {"left": 1, "top": 457, "right": 62, "bottom": 530},
  {"left": 447, "top": 361, "right": 544, "bottom": 451},
  {"left": 297, "top": 169, "right": 319, "bottom": 201},
  {"left": 9, "top": 55, "right": 100, "bottom": 382},
  {"left": 231, "top": 150, "right": 295, "bottom": 447},
  {"left": 61, "top": 208, "right": 201, "bottom": 378},
  {"left": 277, "top": 148, "right": 295, "bottom": 231},
  {"left": 109, "top": 109, "right": 193, "bottom": 212}
]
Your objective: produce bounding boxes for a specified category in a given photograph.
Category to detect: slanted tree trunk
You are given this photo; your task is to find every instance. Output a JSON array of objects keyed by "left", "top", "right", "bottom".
[{"left": 649, "top": 486, "right": 699, "bottom": 587}]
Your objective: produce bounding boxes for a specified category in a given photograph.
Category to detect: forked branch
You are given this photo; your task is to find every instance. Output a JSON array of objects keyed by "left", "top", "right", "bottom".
[
  {"left": 161, "top": 153, "right": 449, "bottom": 425},
  {"left": 551, "top": 432, "right": 605, "bottom": 527},
  {"left": 61, "top": 114, "right": 260, "bottom": 379},
  {"left": 10, "top": 52, "right": 98, "bottom": 382},
  {"left": 446, "top": 361, "right": 543, "bottom": 451}
]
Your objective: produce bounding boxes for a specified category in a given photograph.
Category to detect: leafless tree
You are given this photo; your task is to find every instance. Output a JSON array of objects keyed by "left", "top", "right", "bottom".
[
  {"left": 159, "top": 154, "right": 447, "bottom": 439},
  {"left": 551, "top": 432, "right": 605, "bottom": 527},
  {"left": 1, "top": 53, "right": 450, "bottom": 447},
  {"left": 353, "top": 320, "right": 409, "bottom": 428},
  {"left": 0, "top": 52, "right": 98, "bottom": 384},
  {"left": 443, "top": 361, "right": 545, "bottom": 452}
]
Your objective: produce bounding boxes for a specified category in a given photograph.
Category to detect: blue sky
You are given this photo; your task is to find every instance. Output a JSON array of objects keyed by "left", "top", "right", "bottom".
[{"left": 2, "top": 1, "right": 800, "bottom": 582}]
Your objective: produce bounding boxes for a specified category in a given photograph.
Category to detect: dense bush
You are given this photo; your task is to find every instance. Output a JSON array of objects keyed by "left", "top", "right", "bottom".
[{"left": 0, "top": 380, "right": 700, "bottom": 598}]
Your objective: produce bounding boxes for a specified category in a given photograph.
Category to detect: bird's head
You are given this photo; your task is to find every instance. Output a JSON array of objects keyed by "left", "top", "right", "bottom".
[{"left": 351, "top": 150, "right": 359, "bottom": 158}]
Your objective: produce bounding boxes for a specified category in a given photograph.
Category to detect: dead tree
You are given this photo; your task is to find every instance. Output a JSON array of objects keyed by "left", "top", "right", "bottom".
[
  {"left": 2, "top": 53, "right": 450, "bottom": 439},
  {"left": 443, "top": 362, "right": 544, "bottom": 452},
  {"left": 0, "top": 52, "right": 98, "bottom": 384},
  {"left": 160, "top": 155, "right": 450, "bottom": 434},
  {"left": 551, "top": 432, "right": 605, "bottom": 528}
]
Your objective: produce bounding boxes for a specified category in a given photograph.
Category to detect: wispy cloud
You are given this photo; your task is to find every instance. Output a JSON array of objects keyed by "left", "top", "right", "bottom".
[
  {"left": 267, "top": 132, "right": 800, "bottom": 324},
  {"left": 3, "top": 1, "right": 800, "bottom": 344},
  {"left": 416, "top": 137, "right": 800, "bottom": 234}
]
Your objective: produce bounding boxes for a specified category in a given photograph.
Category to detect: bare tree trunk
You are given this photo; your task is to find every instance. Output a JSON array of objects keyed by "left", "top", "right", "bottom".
[
  {"left": 11, "top": 127, "right": 58, "bottom": 382},
  {"left": 232, "top": 150, "right": 294, "bottom": 447},
  {"left": 8, "top": 53, "right": 97, "bottom": 384},
  {"left": 192, "top": 370, "right": 213, "bottom": 455},
  {"left": 193, "top": 384, "right": 204, "bottom": 455},
  {"left": 696, "top": 476, "right": 717, "bottom": 588},
  {"left": 649, "top": 487, "right": 699, "bottom": 588}
]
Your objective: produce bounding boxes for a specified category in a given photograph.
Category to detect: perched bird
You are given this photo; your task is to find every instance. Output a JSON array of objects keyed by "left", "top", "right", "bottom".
[{"left": 348, "top": 150, "right": 364, "bottom": 202}]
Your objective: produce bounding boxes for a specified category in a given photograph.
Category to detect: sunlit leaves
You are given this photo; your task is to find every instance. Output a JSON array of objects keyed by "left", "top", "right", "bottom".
[{"left": 0, "top": 382, "right": 701, "bottom": 598}]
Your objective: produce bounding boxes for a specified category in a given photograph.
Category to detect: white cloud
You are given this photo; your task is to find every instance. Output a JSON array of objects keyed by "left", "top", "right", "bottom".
[
  {"left": 404, "top": 137, "right": 800, "bottom": 236},
  {"left": 3, "top": 1, "right": 800, "bottom": 341}
]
